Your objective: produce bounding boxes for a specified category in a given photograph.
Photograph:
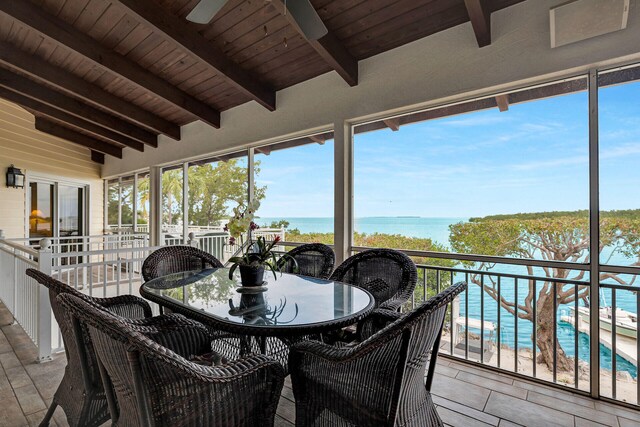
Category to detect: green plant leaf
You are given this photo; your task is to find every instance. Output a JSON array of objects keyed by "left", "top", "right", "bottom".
[{"left": 228, "top": 263, "right": 238, "bottom": 280}]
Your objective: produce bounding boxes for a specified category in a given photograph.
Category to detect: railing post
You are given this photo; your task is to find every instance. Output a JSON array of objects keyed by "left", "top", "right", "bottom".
[
  {"left": 187, "top": 232, "right": 198, "bottom": 248},
  {"left": 36, "top": 238, "right": 53, "bottom": 363}
]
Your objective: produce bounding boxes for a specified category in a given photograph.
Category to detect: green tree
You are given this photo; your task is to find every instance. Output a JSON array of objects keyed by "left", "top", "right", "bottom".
[
  {"left": 120, "top": 185, "right": 133, "bottom": 226},
  {"left": 449, "top": 211, "right": 640, "bottom": 372},
  {"left": 285, "top": 230, "right": 457, "bottom": 306},
  {"left": 263, "top": 219, "right": 290, "bottom": 229},
  {"left": 137, "top": 176, "right": 150, "bottom": 225},
  {"left": 107, "top": 184, "right": 133, "bottom": 227},
  {"left": 162, "top": 170, "right": 183, "bottom": 225},
  {"left": 107, "top": 184, "right": 119, "bottom": 225},
  {"left": 187, "top": 160, "right": 266, "bottom": 226}
]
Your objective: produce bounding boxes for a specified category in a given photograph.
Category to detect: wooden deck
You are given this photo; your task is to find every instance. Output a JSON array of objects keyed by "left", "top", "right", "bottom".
[{"left": 0, "top": 303, "right": 637, "bottom": 427}]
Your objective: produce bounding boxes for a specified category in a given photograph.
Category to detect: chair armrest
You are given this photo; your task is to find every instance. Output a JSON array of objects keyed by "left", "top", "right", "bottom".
[
  {"left": 93, "top": 294, "right": 152, "bottom": 319},
  {"left": 125, "top": 313, "right": 189, "bottom": 327},
  {"left": 134, "top": 317, "right": 214, "bottom": 358},
  {"left": 357, "top": 308, "right": 403, "bottom": 341},
  {"left": 290, "top": 339, "right": 358, "bottom": 362},
  {"left": 289, "top": 332, "right": 405, "bottom": 425},
  {"left": 378, "top": 297, "right": 406, "bottom": 312},
  {"left": 134, "top": 347, "right": 285, "bottom": 426}
]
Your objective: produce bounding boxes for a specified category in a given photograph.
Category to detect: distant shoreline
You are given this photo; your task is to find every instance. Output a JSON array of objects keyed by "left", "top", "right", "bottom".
[{"left": 258, "top": 216, "right": 469, "bottom": 220}]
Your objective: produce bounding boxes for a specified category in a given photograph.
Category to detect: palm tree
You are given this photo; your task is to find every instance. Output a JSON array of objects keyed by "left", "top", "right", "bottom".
[{"left": 162, "top": 170, "right": 183, "bottom": 226}]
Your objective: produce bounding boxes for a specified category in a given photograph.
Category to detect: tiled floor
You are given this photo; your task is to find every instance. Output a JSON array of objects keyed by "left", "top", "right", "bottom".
[{"left": 0, "top": 304, "right": 638, "bottom": 427}]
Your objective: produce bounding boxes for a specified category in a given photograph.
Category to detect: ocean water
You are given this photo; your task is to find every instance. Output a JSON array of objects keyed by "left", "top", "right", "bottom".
[{"left": 260, "top": 216, "right": 638, "bottom": 377}]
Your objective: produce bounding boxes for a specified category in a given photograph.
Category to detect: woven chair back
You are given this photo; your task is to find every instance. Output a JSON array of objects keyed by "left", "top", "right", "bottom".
[
  {"left": 26, "top": 268, "right": 102, "bottom": 386},
  {"left": 372, "top": 282, "right": 466, "bottom": 424},
  {"left": 330, "top": 249, "right": 417, "bottom": 308},
  {"left": 142, "top": 245, "right": 223, "bottom": 282},
  {"left": 277, "top": 243, "right": 335, "bottom": 279}
]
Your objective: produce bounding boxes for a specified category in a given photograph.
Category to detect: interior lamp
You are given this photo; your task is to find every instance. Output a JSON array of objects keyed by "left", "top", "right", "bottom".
[{"left": 6, "top": 165, "right": 25, "bottom": 189}]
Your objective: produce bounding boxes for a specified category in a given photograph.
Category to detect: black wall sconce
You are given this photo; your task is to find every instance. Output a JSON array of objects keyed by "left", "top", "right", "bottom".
[{"left": 6, "top": 165, "right": 25, "bottom": 189}]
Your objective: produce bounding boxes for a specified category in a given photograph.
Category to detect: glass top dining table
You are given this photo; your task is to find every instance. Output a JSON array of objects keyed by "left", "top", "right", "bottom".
[{"left": 140, "top": 268, "right": 375, "bottom": 338}]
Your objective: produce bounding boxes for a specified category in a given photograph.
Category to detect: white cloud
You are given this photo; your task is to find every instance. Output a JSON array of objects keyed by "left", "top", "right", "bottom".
[
  {"left": 510, "top": 155, "right": 589, "bottom": 171},
  {"left": 441, "top": 115, "right": 509, "bottom": 127}
]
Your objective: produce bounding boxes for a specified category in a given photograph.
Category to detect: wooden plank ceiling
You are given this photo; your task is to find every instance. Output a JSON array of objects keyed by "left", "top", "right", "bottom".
[{"left": 0, "top": 0, "right": 524, "bottom": 163}]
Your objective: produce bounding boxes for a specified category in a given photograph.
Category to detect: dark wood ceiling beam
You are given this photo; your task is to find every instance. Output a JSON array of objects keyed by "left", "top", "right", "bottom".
[
  {"left": 0, "top": 1, "right": 220, "bottom": 128},
  {"left": 0, "top": 41, "right": 180, "bottom": 140},
  {"left": 0, "top": 68, "right": 157, "bottom": 147},
  {"left": 272, "top": 0, "right": 358, "bottom": 86},
  {"left": 495, "top": 94, "right": 509, "bottom": 112},
  {"left": 0, "top": 86, "right": 144, "bottom": 152},
  {"left": 383, "top": 118, "right": 400, "bottom": 131},
  {"left": 464, "top": 0, "right": 491, "bottom": 47},
  {"left": 91, "top": 151, "right": 105, "bottom": 164},
  {"left": 111, "top": 0, "right": 276, "bottom": 111},
  {"left": 309, "top": 135, "right": 326, "bottom": 144},
  {"left": 35, "top": 118, "right": 123, "bottom": 158}
]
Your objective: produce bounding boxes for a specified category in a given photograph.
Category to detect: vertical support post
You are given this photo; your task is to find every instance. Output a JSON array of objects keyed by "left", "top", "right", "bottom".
[
  {"left": 36, "top": 238, "right": 52, "bottom": 362},
  {"left": 334, "top": 120, "right": 353, "bottom": 264},
  {"left": 117, "top": 177, "right": 122, "bottom": 233},
  {"left": 149, "top": 166, "right": 162, "bottom": 246},
  {"left": 588, "top": 69, "right": 600, "bottom": 399},
  {"left": 248, "top": 148, "right": 255, "bottom": 205},
  {"left": 133, "top": 173, "right": 138, "bottom": 233},
  {"left": 247, "top": 148, "right": 255, "bottom": 245},
  {"left": 182, "top": 162, "right": 189, "bottom": 244},
  {"left": 103, "top": 179, "right": 108, "bottom": 233}
]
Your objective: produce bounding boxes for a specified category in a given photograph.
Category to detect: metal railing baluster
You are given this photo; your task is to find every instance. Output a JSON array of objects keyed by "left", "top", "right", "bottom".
[
  {"left": 481, "top": 274, "right": 485, "bottom": 364},
  {"left": 574, "top": 284, "right": 579, "bottom": 389},
  {"left": 497, "top": 275, "right": 501, "bottom": 369},
  {"left": 553, "top": 282, "right": 557, "bottom": 383},
  {"left": 533, "top": 279, "right": 537, "bottom": 378},
  {"left": 611, "top": 288, "right": 617, "bottom": 400},
  {"left": 515, "top": 277, "right": 518, "bottom": 373},
  {"left": 465, "top": 271, "right": 469, "bottom": 360}
]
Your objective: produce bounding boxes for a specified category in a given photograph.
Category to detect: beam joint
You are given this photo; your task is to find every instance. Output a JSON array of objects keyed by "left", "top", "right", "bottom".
[{"left": 464, "top": 0, "right": 492, "bottom": 47}]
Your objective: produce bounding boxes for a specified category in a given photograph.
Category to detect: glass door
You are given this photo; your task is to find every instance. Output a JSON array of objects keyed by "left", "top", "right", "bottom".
[
  {"left": 58, "top": 185, "right": 85, "bottom": 264},
  {"left": 28, "top": 181, "right": 87, "bottom": 263},
  {"left": 28, "top": 182, "right": 54, "bottom": 241},
  {"left": 58, "top": 185, "right": 84, "bottom": 238}
]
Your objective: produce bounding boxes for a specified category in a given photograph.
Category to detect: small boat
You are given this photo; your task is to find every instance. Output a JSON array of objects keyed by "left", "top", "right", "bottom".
[{"left": 568, "top": 306, "right": 637, "bottom": 339}]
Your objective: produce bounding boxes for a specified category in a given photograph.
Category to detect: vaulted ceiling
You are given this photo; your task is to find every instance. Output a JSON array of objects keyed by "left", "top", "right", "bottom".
[{"left": 0, "top": 0, "right": 524, "bottom": 163}]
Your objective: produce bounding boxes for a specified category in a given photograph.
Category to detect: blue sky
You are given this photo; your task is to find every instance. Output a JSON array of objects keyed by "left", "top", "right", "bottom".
[{"left": 255, "top": 80, "right": 640, "bottom": 218}]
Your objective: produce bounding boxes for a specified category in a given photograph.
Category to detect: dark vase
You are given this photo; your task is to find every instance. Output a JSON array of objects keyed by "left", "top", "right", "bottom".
[{"left": 239, "top": 265, "right": 265, "bottom": 286}]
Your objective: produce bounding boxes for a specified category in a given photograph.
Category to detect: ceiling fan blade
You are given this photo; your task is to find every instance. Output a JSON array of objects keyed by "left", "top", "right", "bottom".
[
  {"left": 286, "top": 0, "right": 328, "bottom": 40},
  {"left": 186, "top": 0, "right": 229, "bottom": 24}
]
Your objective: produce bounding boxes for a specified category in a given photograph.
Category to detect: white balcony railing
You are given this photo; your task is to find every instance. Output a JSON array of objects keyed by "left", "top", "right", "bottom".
[{"left": 1, "top": 233, "right": 636, "bottom": 408}]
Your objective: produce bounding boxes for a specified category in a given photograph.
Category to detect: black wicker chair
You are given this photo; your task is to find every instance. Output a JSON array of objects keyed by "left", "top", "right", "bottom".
[
  {"left": 25, "top": 268, "right": 152, "bottom": 427},
  {"left": 289, "top": 281, "right": 467, "bottom": 427},
  {"left": 142, "top": 245, "right": 224, "bottom": 282},
  {"left": 276, "top": 243, "right": 335, "bottom": 279},
  {"left": 58, "top": 293, "right": 286, "bottom": 427},
  {"left": 330, "top": 248, "right": 418, "bottom": 311}
]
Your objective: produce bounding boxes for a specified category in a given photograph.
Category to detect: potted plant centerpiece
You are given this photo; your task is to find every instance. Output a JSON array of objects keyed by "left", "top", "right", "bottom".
[{"left": 225, "top": 201, "right": 296, "bottom": 287}]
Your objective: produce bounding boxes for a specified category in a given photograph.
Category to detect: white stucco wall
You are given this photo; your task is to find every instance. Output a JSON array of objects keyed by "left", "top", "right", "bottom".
[{"left": 103, "top": 0, "right": 640, "bottom": 177}]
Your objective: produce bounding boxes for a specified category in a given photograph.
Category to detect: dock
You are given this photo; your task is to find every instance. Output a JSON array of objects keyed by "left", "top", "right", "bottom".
[{"left": 560, "top": 314, "right": 637, "bottom": 367}]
